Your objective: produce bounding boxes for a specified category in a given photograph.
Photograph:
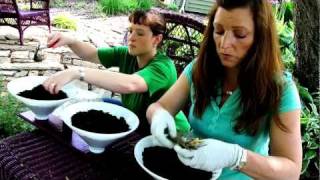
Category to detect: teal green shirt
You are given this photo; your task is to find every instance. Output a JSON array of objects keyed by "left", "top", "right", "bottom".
[
  {"left": 183, "top": 62, "right": 301, "bottom": 180},
  {"left": 98, "top": 46, "right": 190, "bottom": 135}
]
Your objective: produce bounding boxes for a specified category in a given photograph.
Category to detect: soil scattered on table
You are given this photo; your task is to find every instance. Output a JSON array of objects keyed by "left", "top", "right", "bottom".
[
  {"left": 72, "top": 110, "right": 129, "bottom": 133},
  {"left": 143, "top": 146, "right": 212, "bottom": 179},
  {"left": 18, "top": 85, "right": 67, "bottom": 100}
]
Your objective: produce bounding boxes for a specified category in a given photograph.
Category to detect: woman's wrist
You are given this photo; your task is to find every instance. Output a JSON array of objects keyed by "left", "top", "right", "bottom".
[
  {"left": 68, "top": 68, "right": 81, "bottom": 80},
  {"left": 78, "top": 67, "right": 85, "bottom": 81}
]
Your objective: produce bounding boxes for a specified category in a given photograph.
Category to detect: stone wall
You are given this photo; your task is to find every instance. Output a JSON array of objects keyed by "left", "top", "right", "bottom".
[
  {"left": 0, "top": 35, "right": 105, "bottom": 82},
  {"left": 0, "top": 34, "right": 114, "bottom": 97}
]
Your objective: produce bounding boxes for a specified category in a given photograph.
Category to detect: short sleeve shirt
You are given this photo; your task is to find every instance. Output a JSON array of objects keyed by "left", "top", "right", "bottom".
[
  {"left": 98, "top": 46, "right": 190, "bottom": 135},
  {"left": 182, "top": 61, "right": 301, "bottom": 180}
]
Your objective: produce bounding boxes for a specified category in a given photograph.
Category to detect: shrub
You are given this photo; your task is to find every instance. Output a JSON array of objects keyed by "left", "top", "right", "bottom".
[
  {"left": 99, "top": 0, "right": 129, "bottom": 15},
  {"left": 0, "top": 78, "right": 34, "bottom": 138},
  {"left": 137, "top": 0, "right": 154, "bottom": 10},
  {"left": 273, "top": 1, "right": 296, "bottom": 72},
  {"left": 297, "top": 85, "right": 320, "bottom": 179},
  {"left": 99, "top": 0, "right": 155, "bottom": 15},
  {"left": 167, "top": 2, "right": 179, "bottom": 11},
  {"left": 300, "top": 102, "right": 320, "bottom": 179},
  {"left": 52, "top": 14, "right": 77, "bottom": 31}
]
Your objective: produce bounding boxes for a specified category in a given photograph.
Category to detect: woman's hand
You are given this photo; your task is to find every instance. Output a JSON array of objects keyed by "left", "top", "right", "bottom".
[
  {"left": 150, "top": 108, "right": 177, "bottom": 149},
  {"left": 43, "top": 69, "right": 79, "bottom": 94},
  {"left": 47, "top": 32, "right": 76, "bottom": 48},
  {"left": 174, "top": 139, "right": 246, "bottom": 172}
]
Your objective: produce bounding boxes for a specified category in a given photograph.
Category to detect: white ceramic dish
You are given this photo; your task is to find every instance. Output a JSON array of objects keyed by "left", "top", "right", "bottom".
[
  {"left": 7, "top": 76, "right": 70, "bottom": 120},
  {"left": 134, "top": 136, "right": 168, "bottom": 180},
  {"left": 60, "top": 101, "right": 139, "bottom": 154},
  {"left": 7, "top": 76, "right": 100, "bottom": 120}
]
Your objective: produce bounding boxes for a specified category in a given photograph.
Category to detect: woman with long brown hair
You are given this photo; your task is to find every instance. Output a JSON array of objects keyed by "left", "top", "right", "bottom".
[{"left": 147, "top": 0, "right": 302, "bottom": 179}]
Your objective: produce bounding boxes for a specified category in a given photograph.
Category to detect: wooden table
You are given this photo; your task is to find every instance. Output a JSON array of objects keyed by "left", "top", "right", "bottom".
[{"left": 0, "top": 111, "right": 152, "bottom": 180}]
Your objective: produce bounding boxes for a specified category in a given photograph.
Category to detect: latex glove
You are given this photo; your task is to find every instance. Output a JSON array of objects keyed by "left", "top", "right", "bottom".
[
  {"left": 210, "top": 169, "right": 223, "bottom": 180},
  {"left": 150, "top": 109, "right": 177, "bottom": 148},
  {"left": 174, "top": 139, "right": 245, "bottom": 172}
]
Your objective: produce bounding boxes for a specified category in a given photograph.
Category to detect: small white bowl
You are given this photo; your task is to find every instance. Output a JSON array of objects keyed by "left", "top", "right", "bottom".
[
  {"left": 134, "top": 136, "right": 168, "bottom": 180},
  {"left": 60, "top": 101, "right": 139, "bottom": 154},
  {"left": 7, "top": 76, "right": 70, "bottom": 120}
]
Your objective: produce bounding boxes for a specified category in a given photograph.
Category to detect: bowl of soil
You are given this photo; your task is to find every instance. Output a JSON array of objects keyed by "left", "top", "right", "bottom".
[
  {"left": 60, "top": 101, "right": 139, "bottom": 154},
  {"left": 134, "top": 136, "right": 213, "bottom": 180},
  {"left": 7, "top": 76, "right": 71, "bottom": 120}
]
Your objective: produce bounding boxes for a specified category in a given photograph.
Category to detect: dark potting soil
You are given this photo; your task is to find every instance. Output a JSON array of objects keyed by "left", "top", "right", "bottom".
[
  {"left": 71, "top": 110, "right": 129, "bottom": 133},
  {"left": 143, "top": 147, "right": 212, "bottom": 179},
  {"left": 18, "top": 85, "right": 67, "bottom": 100}
]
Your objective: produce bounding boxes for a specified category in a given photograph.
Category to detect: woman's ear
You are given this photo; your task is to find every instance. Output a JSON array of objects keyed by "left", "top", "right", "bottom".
[{"left": 153, "top": 34, "right": 163, "bottom": 47}]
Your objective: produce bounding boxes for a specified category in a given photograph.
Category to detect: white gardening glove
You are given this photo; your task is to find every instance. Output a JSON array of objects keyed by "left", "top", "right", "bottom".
[
  {"left": 150, "top": 109, "right": 177, "bottom": 149},
  {"left": 174, "top": 139, "right": 246, "bottom": 172}
]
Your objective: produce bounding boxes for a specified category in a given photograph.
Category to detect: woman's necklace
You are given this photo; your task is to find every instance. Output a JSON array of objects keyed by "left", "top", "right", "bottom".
[
  {"left": 225, "top": 90, "right": 233, "bottom": 96},
  {"left": 223, "top": 81, "right": 237, "bottom": 96}
]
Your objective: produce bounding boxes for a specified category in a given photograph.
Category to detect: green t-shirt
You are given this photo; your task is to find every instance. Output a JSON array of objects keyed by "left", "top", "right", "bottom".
[
  {"left": 183, "top": 62, "right": 301, "bottom": 180},
  {"left": 98, "top": 46, "right": 190, "bottom": 135}
]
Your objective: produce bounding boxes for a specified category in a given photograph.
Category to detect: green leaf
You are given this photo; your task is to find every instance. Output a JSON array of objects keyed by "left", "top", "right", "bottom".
[
  {"left": 305, "top": 150, "right": 317, "bottom": 160},
  {"left": 301, "top": 159, "right": 310, "bottom": 174},
  {"left": 298, "top": 85, "right": 314, "bottom": 104}
]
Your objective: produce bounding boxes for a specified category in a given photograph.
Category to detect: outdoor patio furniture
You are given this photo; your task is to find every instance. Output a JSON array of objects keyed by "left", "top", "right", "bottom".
[
  {"left": 0, "top": 111, "right": 152, "bottom": 180},
  {"left": 0, "top": 0, "right": 51, "bottom": 45},
  {"left": 157, "top": 9, "right": 205, "bottom": 75}
]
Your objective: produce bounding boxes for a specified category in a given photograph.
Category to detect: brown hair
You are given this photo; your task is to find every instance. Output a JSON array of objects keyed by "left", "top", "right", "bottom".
[
  {"left": 192, "top": 0, "right": 285, "bottom": 135},
  {"left": 129, "top": 10, "right": 166, "bottom": 36}
]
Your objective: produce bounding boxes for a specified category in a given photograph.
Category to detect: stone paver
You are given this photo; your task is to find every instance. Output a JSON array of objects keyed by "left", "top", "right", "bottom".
[{"left": 0, "top": 50, "right": 10, "bottom": 57}]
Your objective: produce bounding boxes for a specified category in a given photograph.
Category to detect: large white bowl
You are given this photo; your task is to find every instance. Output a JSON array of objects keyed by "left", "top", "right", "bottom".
[
  {"left": 60, "top": 101, "right": 139, "bottom": 154},
  {"left": 7, "top": 76, "right": 101, "bottom": 120},
  {"left": 7, "top": 76, "right": 71, "bottom": 120},
  {"left": 134, "top": 136, "right": 168, "bottom": 180}
]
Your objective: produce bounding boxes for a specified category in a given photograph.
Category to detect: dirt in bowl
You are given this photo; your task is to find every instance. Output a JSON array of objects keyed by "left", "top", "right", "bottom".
[
  {"left": 71, "top": 110, "right": 129, "bottom": 133},
  {"left": 18, "top": 85, "right": 67, "bottom": 100},
  {"left": 143, "top": 147, "right": 212, "bottom": 179}
]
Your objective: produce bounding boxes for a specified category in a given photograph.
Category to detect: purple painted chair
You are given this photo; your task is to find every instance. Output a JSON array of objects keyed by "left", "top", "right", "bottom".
[{"left": 0, "top": 0, "right": 51, "bottom": 45}]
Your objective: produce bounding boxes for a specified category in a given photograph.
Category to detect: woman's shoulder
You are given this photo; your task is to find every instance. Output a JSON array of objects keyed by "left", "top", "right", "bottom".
[
  {"left": 279, "top": 71, "right": 296, "bottom": 87},
  {"left": 278, "top": 71, "right": 301, "bottom": 112}
]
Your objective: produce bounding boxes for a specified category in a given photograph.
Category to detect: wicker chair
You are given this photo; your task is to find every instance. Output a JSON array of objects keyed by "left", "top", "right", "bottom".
[
  {"left": 0, "top": 0, "right": 51, "bottom": 45},
  {"left": 161, "top": 11, "right": 205, "bottom": 75}
]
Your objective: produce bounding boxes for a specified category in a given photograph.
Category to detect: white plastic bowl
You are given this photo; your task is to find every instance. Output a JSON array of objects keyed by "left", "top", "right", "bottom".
[
  {"left": 134, "top": 136, "right": 168, "bottom": 180},
  {"left": 7, "top": 76, "right": 70, "bottom": 120},
  {"left": 60, "top": 101, "right": 139, "bottom": 154},
  {"left": 7, "top": 76, "right": 100, "bottom": 120}
]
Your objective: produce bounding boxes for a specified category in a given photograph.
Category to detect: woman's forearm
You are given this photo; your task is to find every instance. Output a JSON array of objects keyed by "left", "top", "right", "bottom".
[
  {"left": 80, "top": 68, "right": 147, "bottom": 94},
  {"left": 68, "top": 41, "right": 100, "bottom": 64},
  {"left": 241, "top": 150, "right": 301, "bottom": 180}
]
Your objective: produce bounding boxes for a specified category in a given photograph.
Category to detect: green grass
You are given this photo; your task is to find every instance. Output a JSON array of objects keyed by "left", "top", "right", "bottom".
[
  {"left": 0, "top": 78, "right": 34, "bottom": 138},
  {"left": 99, "top": 0, "right": 155, "bottom": 15}
]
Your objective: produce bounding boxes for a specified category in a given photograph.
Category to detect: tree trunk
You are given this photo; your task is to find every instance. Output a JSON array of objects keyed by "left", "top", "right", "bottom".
[{"left": 293, "top": 0, "right": 320, "bottom": 92}]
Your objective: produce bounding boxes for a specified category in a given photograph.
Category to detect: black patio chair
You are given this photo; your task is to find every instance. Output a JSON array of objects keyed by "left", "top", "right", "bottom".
[{"left": 0, "top": 0, "right": 51, "bottom": 45}]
